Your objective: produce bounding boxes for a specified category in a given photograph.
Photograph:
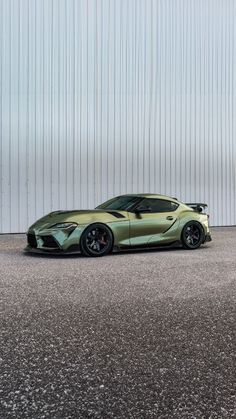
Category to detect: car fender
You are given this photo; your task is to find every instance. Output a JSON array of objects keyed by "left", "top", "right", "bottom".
[{"left": 178, "top": 211, "right": 207, "bottom": 236}]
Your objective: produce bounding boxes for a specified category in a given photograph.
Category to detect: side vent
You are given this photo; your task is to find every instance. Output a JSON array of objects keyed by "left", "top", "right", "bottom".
[{"left": 106, "top": 211, "right": 126, "bottom": 219}]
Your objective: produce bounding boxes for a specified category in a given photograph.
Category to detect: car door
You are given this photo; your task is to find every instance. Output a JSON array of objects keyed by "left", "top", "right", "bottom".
[{"left": 129, "top": 198, "right": 179, "bottom": 246}]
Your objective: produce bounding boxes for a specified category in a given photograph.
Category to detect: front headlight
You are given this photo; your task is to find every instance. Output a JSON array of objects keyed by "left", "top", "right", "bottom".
[{"left": 50, "top": 222, "right": 78, "bottom": 229}]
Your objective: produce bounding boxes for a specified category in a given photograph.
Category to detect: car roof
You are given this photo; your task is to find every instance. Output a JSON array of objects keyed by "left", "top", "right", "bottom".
[{"left": 119, "top": 194, "right": 179, "bottom": 202}]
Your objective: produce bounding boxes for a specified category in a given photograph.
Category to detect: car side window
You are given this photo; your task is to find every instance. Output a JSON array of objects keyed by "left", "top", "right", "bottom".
[{"left": 140, "top": 198, "right": 178, "bottom": 213}]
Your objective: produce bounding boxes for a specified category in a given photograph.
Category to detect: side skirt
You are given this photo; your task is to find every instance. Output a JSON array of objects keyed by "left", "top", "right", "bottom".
[{"left": 113, "top": 240, "right": 182, "bottom": 253}]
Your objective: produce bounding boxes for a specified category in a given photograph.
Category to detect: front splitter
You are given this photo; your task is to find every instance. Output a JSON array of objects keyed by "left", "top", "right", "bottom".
[{"left": 24, "top": 246, "right": 81, "bottom": 255}]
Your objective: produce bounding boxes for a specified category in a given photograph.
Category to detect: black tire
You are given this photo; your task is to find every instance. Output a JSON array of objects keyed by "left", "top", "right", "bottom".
[
  {"left": 80, "top": 223, "right": 113, "bottom": 257},
  {"left": 181, "top": 221, "right": 205, "bottom": 250}
]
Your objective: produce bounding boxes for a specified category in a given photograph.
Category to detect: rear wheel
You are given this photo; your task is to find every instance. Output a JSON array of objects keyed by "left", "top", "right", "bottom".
[
  {"left": 80, "top": 223, "right": 113, "bottom": 257},
  {"left": 181, "top": 221, "right": 205, "bottom": 250}
]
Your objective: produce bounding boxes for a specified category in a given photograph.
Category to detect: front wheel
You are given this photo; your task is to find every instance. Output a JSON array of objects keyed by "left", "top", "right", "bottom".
[
  {"left": 181, "top": 221, "right": 205, "bottom": 250},
  {"left": 80, "top": 223, "right": 113, "bottom": 257}
]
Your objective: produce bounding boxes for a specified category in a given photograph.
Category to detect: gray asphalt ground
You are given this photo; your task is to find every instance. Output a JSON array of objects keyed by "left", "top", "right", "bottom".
[{"left": 0, "top": 228, "right": 235, "bottom": 419}]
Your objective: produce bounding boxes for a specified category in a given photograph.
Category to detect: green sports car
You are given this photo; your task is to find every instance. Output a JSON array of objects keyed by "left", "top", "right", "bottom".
[{"left": 25, "top": 194, "right": 212, "bottom": 257}]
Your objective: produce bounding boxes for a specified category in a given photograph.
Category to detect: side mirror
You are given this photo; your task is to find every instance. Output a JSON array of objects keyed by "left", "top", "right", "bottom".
[{"left": 134, "top": 206, "right": 152, "bottom": 213}]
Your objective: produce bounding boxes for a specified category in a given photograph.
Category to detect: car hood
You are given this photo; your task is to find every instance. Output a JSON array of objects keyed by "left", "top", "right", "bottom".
[{"left": 28, "top": 209, "right": 129, "bottom": 231}]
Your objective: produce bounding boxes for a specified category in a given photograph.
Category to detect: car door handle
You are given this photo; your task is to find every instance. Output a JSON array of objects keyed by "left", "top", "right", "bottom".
[{"left": 166, "top": 216, "right": 174, "bottom": 220}]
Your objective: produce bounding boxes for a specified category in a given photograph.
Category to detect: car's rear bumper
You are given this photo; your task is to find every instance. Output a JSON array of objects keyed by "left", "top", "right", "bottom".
[{"left": 204, "top": 233, "right": 212, "bottom": 243}]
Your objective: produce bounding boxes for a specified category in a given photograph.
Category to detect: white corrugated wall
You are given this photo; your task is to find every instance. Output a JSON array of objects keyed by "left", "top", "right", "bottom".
[{"left": 0, "top": 0, "right": 236, "bottom": 232}]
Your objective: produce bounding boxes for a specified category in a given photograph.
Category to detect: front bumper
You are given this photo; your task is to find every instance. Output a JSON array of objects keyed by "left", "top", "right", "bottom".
[{"left": 26, "top": 226, "right": 84, "bottom": 254}]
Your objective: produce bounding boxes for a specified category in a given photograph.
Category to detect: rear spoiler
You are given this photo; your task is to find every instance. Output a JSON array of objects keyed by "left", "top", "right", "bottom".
[{"left": 185, "top": 203, "right": 208, "bottom": 213}]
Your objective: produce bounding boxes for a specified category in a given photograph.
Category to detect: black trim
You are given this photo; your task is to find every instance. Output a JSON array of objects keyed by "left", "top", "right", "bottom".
[
  {"left": 162, "top": 218, "right": 177, "bottom": 233},
  {"left": 27, "top": 233, "right": 37, "bottom": 248},
  {"left": 105, "top": 211, "right": 126, "bottom": 219},
  {"left": 24, "top": 246, "right": 81, "bottom": 255},
  {"left": 118, "top": 241, "right": 181, "bottom": 251},
  {"left": 67, "top": 244, "right": 81, "bottom": 252},
  {"left": 41, "top": 235, "right": 60, "bottom": 249},
  {"left": 204, "top": 233, "right": 212, "bottom": 243}
]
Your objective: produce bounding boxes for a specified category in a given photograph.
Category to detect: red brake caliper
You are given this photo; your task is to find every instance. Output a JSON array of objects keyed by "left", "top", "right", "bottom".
[{"left": 99, "top": 233, "right": 107, "bottom": 245}]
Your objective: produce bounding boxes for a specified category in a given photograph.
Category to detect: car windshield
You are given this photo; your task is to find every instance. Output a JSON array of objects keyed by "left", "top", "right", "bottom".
[{"left": 96, "top": 196, "right": 140, "bottom": 211}]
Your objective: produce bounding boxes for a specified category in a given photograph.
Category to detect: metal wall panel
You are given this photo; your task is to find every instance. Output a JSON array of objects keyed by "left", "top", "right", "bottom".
[{"left": 0, "top": 0, "right": 236, "bottom": 232}]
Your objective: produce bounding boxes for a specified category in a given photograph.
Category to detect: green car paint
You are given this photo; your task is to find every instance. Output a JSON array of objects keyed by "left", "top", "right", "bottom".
[{"left": 25, "top": 194, "right": 211, "bottom": 255}]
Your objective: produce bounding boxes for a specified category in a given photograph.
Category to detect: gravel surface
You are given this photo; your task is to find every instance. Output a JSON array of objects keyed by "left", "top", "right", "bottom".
[{"left": 0, "top": 228, "right": 236, "bottom": 418}]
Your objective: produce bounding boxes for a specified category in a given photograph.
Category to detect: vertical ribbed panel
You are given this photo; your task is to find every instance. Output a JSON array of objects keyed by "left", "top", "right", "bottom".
[{"left": 0, "top": 0, "right": 236, "bottom": 232}]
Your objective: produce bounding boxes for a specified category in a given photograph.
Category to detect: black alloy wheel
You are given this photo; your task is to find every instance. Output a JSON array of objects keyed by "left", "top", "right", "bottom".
[
  {"left": 80, "top": 223, "right": 113, "bottom": 257},
  {"left": 181, "top": 221, "right": 204, "bottom": 250}
]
